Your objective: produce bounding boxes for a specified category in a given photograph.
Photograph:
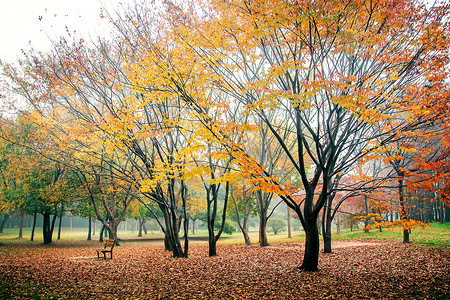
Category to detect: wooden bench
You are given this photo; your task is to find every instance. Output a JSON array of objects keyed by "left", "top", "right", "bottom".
[{"left": 96, "top": 239, "right": 115, "bottom": 260}]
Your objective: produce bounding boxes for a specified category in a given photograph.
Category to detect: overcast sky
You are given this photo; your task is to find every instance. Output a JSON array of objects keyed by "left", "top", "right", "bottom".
[{"left": 0, "top": 0, "right": 126, "bottom": 63}]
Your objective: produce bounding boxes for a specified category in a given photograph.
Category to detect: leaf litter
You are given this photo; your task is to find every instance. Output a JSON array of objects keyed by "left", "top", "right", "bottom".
[{"left": 0, "top": 240, "right": 448, "bottom": 299}]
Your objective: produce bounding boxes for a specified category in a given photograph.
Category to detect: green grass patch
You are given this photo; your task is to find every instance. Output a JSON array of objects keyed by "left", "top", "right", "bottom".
[{"left": 333, "top": 222, "right": 450, "bottom": 247}]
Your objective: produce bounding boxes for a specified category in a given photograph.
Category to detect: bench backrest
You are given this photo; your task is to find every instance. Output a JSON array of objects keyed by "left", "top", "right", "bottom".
[{"left": 103, "top": 239, "right": 115, "bottom": 249}]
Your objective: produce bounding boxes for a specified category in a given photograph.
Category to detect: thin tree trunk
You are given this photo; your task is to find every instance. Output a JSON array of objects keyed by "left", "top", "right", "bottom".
[
  {"left": 445, "top": 205, "right": 450, "bottom": 223},
  {"left": 364, "top": 195, "right": 370, "bottom": 233},
  {"left": 287, "top": 205, "right": 292, "bottom": 239},
  {"left": 57, "top": 213, "right": 63, "bottom": 240},
  {"left": 323, "top": 202, "right": 332, "bottom": 253},
  {"left": 399, "top": 177, "right": 410, "bottom": 243},
  {"left": 30, "top": 212, "right": 37, "bottom": 241}
]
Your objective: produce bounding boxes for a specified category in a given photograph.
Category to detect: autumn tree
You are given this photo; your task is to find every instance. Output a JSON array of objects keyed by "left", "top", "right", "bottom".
[
  {"left": 156, "top": 0, "right": 450, "bottom": 271},
  {"left": 0, "top": 115, "right": 77, "bottom": 244},
  {"left": 229, "top": 178, "right": 257, "bottom": 245}
]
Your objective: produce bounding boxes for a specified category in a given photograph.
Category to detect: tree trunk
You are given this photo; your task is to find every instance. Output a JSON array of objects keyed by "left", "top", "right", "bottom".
[
  {"left": 242, "top": 229, "right": 251, "bottom": 246},
  {"left": 208, "top": 237, "right": 217, "bottom": 256},
  {"left": 336, "top": 217, "right": 340, "bottom": 234},
  {"left": 287, "top": 205, "right": 292, "bottom": 239},
  {"left": 191, "top": 219, "right": 195, "bottom": 235},
  {"left": 300, "top": 219, "right": 320, "bottom": 271},
  {"left": 259, "top": 211, "right": 269, "bottom": 247},
  {"left": 138, "top": 217, "right": 145, "bottom": 237},
  {"left": 57, "top": 213, "right": 63, "bottom": 240},
  {"left": 138, "top": 218, "right": 142, "bottom": 237},
  {"left": 93, "top": 220, "right": 96, "bottom": 236},
  {"left": 0, "top": 214, "right": 9, "bottom": 233},
  {"left": 164, "top": 233, "right": 172, "bottom": 252},
  {"left": 109, "top": 222, "right": 119, "bottom": 246},
  {"left": 364, "top": 195, "right": 370, "bottom": 233},
  {"left": 445, "top": 205, "right": 450, "bottom": 223},
  {"left": 161, "top": 208, "right": 183, "bottom": 257},
  {"left": 18, "top": 212, "right": 24, "bottom": 238},
  {"left": 398, "top": 177, "right": 410, "bottom": 244},
  {"left": 99, "top": 224, "right": 105, "bottom": 242},
  {"left": 323, "top": 205, "right": 332, "bottom": 253},
  {"left": 43, "top": 212, "right": 53, "bottom": 244},
  {"left": 207, "top": 213, "right": 217, "bottom": 256},
  {"left": 30, "top": 212, "right": 37, "bottom": 241},
  {"left": 87, "top": 215, "right": 92, "bottom": 241}
]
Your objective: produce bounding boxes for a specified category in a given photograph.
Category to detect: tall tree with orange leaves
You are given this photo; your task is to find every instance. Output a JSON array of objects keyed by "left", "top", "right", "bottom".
[{"left": 150, "top": 0, "right": 450, "bottom": 271}]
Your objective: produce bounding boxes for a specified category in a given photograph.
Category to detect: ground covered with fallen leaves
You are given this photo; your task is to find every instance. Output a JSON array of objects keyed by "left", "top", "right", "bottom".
[{"left": 0, "top": 240, "right": 449, "bottom": 299}]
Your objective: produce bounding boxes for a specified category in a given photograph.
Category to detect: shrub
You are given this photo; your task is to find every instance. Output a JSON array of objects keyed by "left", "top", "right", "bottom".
[{"left": 267, "top": 218, "right": 286, "bottom": 235}]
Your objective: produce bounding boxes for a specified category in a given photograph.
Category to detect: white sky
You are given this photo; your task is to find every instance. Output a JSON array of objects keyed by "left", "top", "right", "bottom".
[{"left": 0, "top": 0, "right": 127, "bottom": 63}]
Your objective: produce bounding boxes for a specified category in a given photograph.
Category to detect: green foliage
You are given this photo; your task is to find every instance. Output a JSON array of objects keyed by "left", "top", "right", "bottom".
[
  {"left": 215, "top": 219, "right": 236, "bottom": 235},
  {"left": 267, "top": 218, "right": 286, "bottom": 235}
]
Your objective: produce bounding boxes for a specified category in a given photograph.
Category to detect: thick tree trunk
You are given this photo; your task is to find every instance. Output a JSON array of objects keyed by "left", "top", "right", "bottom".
[
  {"left": 242, "top": 229, "right": 251, "bottom": 246},
  {"left": 300, "top": 219, "right": 320, "bottom": 271},
  {"left": 138, "top": 217, "right": 144, "bottom": 237},
  {"left": 403, "top": 228, "right": 410, "bottom": 243},
  {"left": 164, "top": 233, "right": 172, "bottom": 252},
  {"left": 207, "top": 215, "right": 217, "bottom": 256},
  {"left": 162, "top": 209, "right": 184, "bottom": 257},
  {"left": 109, "top": 223, "right": 119, "bottom": 246},
  {"left": 18, "top": 212, "right": 24, "bottom": 238},
  {"left": 43, "top": 212, "right": 53, "bottom": 244},
  {"left": 99, "top": 224, "right": 105, "bottom": 242},
  {"left": 0, "top": 214, "right": 8, "bottom": 233},
  {"left": 259, "top": 211, "right": 269, "bottom": 247},
  {"left": 208, "top": 237, "right": 217, "bottom": 256},
  {"left": 87, "top": 215, "right": 92, "bottom": 241}
]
